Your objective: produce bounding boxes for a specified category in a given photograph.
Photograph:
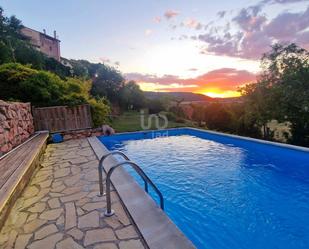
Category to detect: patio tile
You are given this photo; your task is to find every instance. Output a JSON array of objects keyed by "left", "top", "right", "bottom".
[
  {"left": 94, "top": 243, "right": 118, "bottom": 249},
  {"left": 39, "top": 208, "right": 63, "bottom": 220},
  {"left": 34, "top": 224, "right": 58, "bottom": 240},
  {"left": 64, "top": 202, "right": 77, "bottom": 230},
  {"left": 56, "top": 237, "right": 83, "bottom": 249},
  {"left": 84, "top": 228, "right": 116, "bottom": 246},
  {"left": 67, "top": 227, "right": 84, "bottom": 240},
  {"left": 23, "top": 219, "right": 47, "bottom": 233},
  {"left": 48, "top": 198, "right": 61, "bottom": 209},
  {"left": 27, "top": 233, "right": 63, "bottom": 249},
  {"left": 119, "top": 239, "right": 144, "bottom": 249},
  {"left": 15, "top": 234, "right": 32, "bottom": 249},
  {"left": 78, "top": 211, "right": 100, "bottom": 229},
  {"left": 0, "top": 138, "right": 146, "bottom": 249}
]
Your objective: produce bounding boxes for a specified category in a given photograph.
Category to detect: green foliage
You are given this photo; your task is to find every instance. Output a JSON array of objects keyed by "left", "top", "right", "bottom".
[
  {"left": 187, "top": 102, "right": 261, "bottom": 136},
  {"left": 191, "top": 104, "right": 206, "bottom": 126},
  {"left": 147, "top": 98, "right": 168, "bottom": 114},
  {"left": 90, "top": 64, "right": 125, "bottom": 103},
  {"left": 88, "top": 97, "right": 111, "bottom": 127},
  {"left": 169, "top": 105, "right": 186, "bottom": 118},
  {"left": 165, "top": 111, "right": 177, "bottom": 122},
  {"left": 0, "top": 7, "right": 71, "bottom": 77},
  {"left": 45, "top": 57, "right": 71, "bottom": 78},
  {"left": 240, "top": 81, "right": 273, "bottom": 138},
  {"left": 242, "top": 43, "right": 309, "bottom": 146},
  {"left": 0, "top": 63, "right": 110, "bottom": 126},
  {"left": 0, "top": 63, "right": 78, "bottom": 106},
  {"left": 119, "top": 81, "right": 146, "bottom": 110},
  {"left": 60, "top": 78, "right": 91, "bottom": 106},
  {"left": 67, "top": 59, "right": 103, "bottom": 79},
  {"left": 0, "top": 41, "right": 11, "bottom": 63}
]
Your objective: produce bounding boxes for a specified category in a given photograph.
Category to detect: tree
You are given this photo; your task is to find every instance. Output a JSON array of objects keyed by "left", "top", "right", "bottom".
[
  {"left": 242, "top": 43, "right": 309, "bottom": 146},
  {"left": 90, "top": 64, "right": 125, "bottom": 103},
  {"left": 266, "top": 44, "right": 309, "bottom": 145},
  {"left": 204, "top": 103, "right": 233, "bottom": 131},
  {"left": 170, "top": 97, "right": 185, "bottom": 117},
  {"left": 88, "top": 97, "right": 110, "bottom": 127},
  {"left": 147, "top": 98, "right": 168, "bottom": 114},
  {"left": 0, "top": 63, "right": 111, "bottom": 126},
  {"left": 240, "top": 81, "right": 272, "bottom": 139},
  {"left": 119, "top": 81, "right": 145, "bottom": 110},
  {"left": 192, "top": 104, "right": 205, "bottom": 126}
]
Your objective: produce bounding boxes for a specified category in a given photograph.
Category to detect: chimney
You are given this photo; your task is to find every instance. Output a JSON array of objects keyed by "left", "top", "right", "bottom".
[
  {"left": 54, "top": 30, "right": 57, "bottom": 39},
  {"left": 43, "top": 29, "right": 46, "bottom": 34}
]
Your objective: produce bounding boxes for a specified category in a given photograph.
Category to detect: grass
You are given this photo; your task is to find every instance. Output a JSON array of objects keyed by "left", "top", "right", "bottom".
[{"left": 110, "top": 111, "right": 195, "bottom": 133}]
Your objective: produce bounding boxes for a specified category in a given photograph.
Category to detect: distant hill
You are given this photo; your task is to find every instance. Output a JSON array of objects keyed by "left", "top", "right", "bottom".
[
  {"left": 144, "top": 91, "right": 243, "bottom": 103},
  {"left": 144, "top": 91, "right": 213, "bottom": 102}
]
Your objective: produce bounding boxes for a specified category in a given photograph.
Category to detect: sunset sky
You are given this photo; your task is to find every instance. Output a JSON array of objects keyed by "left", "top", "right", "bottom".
[{"left": 2, "top": 0, "right": 309, "bottom": 97}]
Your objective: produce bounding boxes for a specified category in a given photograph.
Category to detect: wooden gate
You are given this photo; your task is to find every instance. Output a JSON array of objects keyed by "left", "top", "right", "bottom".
[{"left": 33, "top": 104, "right": 92, "bottom": 132}]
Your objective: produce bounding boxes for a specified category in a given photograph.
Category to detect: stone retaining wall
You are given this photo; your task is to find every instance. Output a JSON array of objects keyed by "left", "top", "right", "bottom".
[
  {"left": 57, "top": 125, "right": 114, "bottom": 141},
  {"left": 61, "top": 128, "right": 104, "bottom": 141},
  {"left": 0, "top": 100, "right": 34, "bottom": 155}
]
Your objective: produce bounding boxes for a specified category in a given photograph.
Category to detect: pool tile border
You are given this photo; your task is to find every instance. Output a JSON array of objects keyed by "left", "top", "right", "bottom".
[
  {"left": 88, "top": 136, "right": 196, "bottom": 249},
  {"left": 107, "top": 127, "right": 309, "bottom": 153},
  {"left": 186, "top": 127, "right": 309, "bottom": 152}
]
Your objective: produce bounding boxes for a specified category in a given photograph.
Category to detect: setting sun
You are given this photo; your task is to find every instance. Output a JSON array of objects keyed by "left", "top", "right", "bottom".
[{"left": 200, "top": 90, "right": 241, "bottom": 98}]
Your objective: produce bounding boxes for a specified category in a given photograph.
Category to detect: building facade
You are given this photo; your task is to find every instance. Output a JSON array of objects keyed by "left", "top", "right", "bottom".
[{"left": 21, "top": 27, "right": 61, "bottom": 61}]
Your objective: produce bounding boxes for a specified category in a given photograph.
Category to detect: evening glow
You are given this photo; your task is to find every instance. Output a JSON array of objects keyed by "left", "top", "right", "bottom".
[
  {"left": 3, "top": 0, "right": 308, "bottom": 98},
  {"left": 200, "top": 90, "right": 241, "bottom": 98}
]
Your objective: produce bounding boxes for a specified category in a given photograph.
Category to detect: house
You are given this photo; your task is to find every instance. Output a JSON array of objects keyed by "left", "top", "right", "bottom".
[{"left": 21, "top": 27, "right": 61, "bottom": 61}]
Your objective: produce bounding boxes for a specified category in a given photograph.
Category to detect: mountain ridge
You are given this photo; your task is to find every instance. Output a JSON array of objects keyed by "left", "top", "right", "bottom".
[{"left": 144, "top": 91, "right": 241, "bottom": 102}]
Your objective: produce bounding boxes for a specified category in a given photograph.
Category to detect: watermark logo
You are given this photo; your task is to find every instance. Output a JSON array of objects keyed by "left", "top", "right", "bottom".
[
  {"left": 140, "top": 110, "right": 169, "bottom": 137},
  {"left": 140, "top": 110, "right": 168, "bottom": 130}
]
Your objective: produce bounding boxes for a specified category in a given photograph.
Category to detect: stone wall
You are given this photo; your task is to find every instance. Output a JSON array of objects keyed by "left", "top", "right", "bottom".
[
  {"left": 0, "top": 100, "right": 34, "bottom": 155},
  {"left": 61, "top": 128, "right": 104, "bottom": 141},
  {"left": 55, "top": 125, "right": 114, "bottom": 141}
]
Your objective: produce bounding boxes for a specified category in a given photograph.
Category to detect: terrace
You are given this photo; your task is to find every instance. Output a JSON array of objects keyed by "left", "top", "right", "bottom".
[
  {"left": 0, "top": 100, "right": 194, "bottom": 249},
  {"left": 0, "top": 138, "right": 147, "bottom": 249}
]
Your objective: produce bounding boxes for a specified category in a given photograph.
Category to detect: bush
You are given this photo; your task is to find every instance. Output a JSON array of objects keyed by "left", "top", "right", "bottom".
[
  {"left": 0, "top": 41, "right": 12, "bottom": 64},
  {"left": 175, "top": 117, "right": 186, "bottom": 123},
  {"left": 165, "top": 111, "right": 177, "bottom": 121},
  {"left": 88, "top": 98, "right": 111, "bottom": 127},
  {"left": 147, "top": 98, "right": 167, "bottom": 114},
  {"left": 0, "top": 63, "right": 111, "bottom": 126}
]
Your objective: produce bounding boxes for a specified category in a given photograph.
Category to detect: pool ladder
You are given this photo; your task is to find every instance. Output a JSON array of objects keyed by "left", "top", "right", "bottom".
[{"left": 98, "top": 151, "right": 164, "bottom": 217}]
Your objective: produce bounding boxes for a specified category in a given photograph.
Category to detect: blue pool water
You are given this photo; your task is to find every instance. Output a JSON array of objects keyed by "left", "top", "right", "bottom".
[{"left": 99, "top": 128, "right": 309, "bottom": 249}]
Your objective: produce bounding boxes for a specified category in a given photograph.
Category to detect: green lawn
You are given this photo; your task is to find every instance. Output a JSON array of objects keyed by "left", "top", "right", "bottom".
[{"left": 110, "top": 111, "right": 195, "bottom": 133}]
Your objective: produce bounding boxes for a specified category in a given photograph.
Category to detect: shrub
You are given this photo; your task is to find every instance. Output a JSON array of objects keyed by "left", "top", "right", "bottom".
[
  {"left": 88, "top": 98, "right": 111, "bottom": 127},
  {"left": 0, "top": 63, "right": 111, "bottom": 126},
  {"left": 165, "top": 111, "right": 177, "bottom": 121}
]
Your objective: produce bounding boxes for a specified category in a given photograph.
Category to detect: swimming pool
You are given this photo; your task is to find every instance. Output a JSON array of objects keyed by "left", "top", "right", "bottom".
[{"left": 98, "top": 128, "right": 309, "bottom": 249}]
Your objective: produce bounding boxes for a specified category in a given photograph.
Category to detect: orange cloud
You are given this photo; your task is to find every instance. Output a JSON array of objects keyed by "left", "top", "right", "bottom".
[
  {"left": 164, "top": 10, "right": 180, "bottom": 19},
  {"left": 125, "top": 68, "right": 257, "bottom": 97}
]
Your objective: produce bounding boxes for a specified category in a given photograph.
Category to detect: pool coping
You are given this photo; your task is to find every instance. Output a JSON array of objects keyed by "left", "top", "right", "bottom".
[
  {"left": 187, "top": 127, "right": 309, "bottom": 152},
  {"left": 88, "top": 136, "right": 196, "bottom": 249},
  {"left": 108, "top": 127, "right": 309, "bottom": 153}
]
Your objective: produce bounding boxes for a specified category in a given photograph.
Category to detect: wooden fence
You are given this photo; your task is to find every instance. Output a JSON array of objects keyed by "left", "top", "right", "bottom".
[{"left": 32, "top": 104, "right": 92, "bottom": 132}]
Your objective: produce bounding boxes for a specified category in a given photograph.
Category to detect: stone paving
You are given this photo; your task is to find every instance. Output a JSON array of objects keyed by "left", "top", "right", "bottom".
[{"left": 0, "top": 139, "right": 146, "bottom": 249}]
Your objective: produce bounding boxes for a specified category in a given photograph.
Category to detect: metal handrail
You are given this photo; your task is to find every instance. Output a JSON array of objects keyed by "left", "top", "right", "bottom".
[
  {"left": 98, "top": 151, "right": 148, "bottom": 196},
  {"left": 104, "top": 161, "right": 164, "bottom": 217}
]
